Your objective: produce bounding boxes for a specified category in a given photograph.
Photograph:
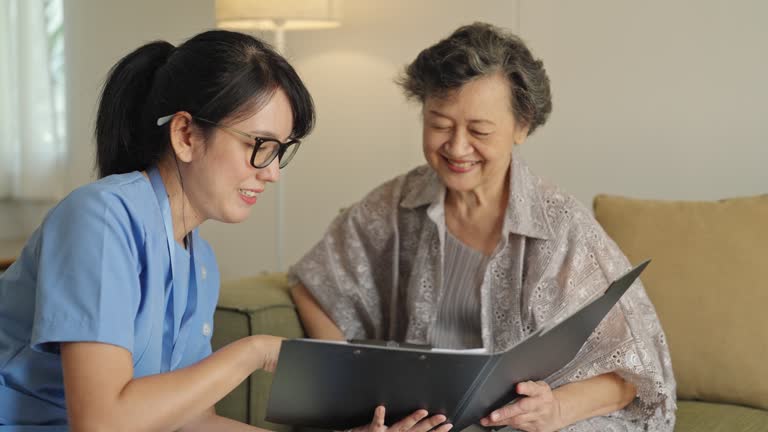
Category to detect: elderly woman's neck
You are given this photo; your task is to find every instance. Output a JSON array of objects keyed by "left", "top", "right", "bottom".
[
  {"left": 444, "top": 172, "right": 509, "bottom": 255},
  {"left": 445, "top": 172, "right": 509, "bottom": 220}
]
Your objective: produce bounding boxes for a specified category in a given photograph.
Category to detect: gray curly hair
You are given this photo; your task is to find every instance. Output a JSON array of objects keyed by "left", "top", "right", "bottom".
[{"left": 397, "top": 22, "right": 552, "bottom": 135}]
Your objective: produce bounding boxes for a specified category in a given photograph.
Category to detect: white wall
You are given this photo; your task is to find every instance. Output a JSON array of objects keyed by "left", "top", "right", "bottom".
[
  {"left": 280, "top": 0, "right": 767, "bottom": 277},
  {"left": 65, "top": 0, "right": 215, "bottom": 191},
  {"left": 280, "top": 1, "right": 522, "bottom": 272},
  {"left": 12, "top": 0, "right": 764, "bottom": 280},
  {"left": 516, "top": 1, "right": 767, "bottom": 204}
]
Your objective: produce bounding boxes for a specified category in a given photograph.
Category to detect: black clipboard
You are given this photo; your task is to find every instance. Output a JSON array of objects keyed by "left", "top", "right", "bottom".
[{"left": 266, "top": 260, "right": 649, "bottom": 431}]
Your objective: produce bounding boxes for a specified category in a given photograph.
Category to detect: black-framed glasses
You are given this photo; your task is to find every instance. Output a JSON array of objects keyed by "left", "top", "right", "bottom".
[{"left": 156, "top": 114, "right": 301, "bottom": 169}]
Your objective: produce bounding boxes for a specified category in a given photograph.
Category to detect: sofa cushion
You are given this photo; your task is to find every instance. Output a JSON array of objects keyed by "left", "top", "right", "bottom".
[
  {"left": 213, "top": 273, "right": 304, "bottom": 430},
  {"left": 593, "top": 194, "right": 768, "bottom": 411},
  {"left": 675, "top": 401, "right": 768, "bottom": 432}
]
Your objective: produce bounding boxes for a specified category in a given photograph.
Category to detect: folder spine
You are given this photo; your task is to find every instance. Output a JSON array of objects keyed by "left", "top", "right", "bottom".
[{"left": 450, "top": 354, "right": 500, "bottom": 427}]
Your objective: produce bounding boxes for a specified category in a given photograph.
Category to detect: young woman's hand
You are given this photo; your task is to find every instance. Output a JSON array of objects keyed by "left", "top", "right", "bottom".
[
  {"left": 250, "top": 335, "right": 284, "bottom": 372},
  {"left": 353, "top": 406, "right": 452, "bottom": 432}
]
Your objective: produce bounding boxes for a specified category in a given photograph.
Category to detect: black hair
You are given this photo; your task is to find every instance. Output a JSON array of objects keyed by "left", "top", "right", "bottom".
[{"left": 95, "top": 30, "right": 315, "bottom": 178}]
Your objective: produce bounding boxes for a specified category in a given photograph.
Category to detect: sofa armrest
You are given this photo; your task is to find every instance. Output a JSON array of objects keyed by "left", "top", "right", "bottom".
[{"left": 213, "top": 272, "right": 304, "bottom": 429}]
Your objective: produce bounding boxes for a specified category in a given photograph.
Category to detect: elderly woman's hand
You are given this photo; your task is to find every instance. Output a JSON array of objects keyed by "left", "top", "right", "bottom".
[
  {"left": 479, "top": 381, "right": 564, "bottom": 432},
  {"left": 352, "top": 406, "right": 452, "bottom": 432}
]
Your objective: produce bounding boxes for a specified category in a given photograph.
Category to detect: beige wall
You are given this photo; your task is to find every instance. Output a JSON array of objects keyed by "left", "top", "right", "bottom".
[
  {"left": 65, "top": 0, "right": 215, "bottom": 191},
  {"left": 281, "top": 0, "right": 768, "bottom": 277},
  {"left": 58, "top": 0, "right": 520, "bottom": 279},
  {"left": 24, "top": 0, "right": 767, "bottom": 280},
  {"left": 516, "top": 1, "right": 767, "bottom": 204},
  {"left": 280, "top": 1, "right": 522, "bottom": 271}
]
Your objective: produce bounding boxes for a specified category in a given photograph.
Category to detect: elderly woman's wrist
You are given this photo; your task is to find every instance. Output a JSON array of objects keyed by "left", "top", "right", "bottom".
[{"left": 551, "top": 385, "right": 577, "bottom": 429}]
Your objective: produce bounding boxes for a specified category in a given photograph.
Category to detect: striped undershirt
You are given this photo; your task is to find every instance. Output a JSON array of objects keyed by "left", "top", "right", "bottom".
[{"left": 427, "top": 231, "right": 489, "bottom": 349}]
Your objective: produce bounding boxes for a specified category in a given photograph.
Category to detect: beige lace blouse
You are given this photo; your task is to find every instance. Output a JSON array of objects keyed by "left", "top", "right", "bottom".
[{"left": 289, "top": 153, "right": 677, "bottom": 431}]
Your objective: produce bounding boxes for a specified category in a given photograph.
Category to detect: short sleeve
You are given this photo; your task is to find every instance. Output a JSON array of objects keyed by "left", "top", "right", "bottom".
[{"left": 30, "top": 188, "right": 143, "bottom": 354}]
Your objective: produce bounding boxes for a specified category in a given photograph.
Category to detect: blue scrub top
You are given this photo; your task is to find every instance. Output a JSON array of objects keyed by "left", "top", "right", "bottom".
[{"left": 0, "top": 168, "right": 220, "bottom": 428}]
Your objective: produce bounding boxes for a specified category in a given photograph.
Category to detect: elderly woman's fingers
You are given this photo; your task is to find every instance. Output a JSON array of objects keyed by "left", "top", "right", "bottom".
[
  {"left": 507, "top": 411, "right": 538, "bottom": 429},
  {"left": 516, "top": 380, "right": 549, "bottom": 396},
  {"left": 482, "top": 397, "right": 530, "bottom": 425}
]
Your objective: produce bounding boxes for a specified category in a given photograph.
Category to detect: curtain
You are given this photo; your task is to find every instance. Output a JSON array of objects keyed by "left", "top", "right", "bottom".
[{"left": 0, "top": 0, "right": 65, "bottom": 200}]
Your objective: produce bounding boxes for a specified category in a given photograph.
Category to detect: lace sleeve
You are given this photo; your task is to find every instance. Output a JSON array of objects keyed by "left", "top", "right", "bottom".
[
  {"left": 542, "top": 203, "right": 677, "bottom": 431},
  {"left": 287, "top": 176, "right": 405, "bottom": 340}
]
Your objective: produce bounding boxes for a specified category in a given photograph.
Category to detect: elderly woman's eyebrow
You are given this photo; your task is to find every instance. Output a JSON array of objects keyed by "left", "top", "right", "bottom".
[
  {"left": 427, "top": 109, "right": 450, "bottom": 118},
  {"left": 467, "top": 119, "right": 496, "bottom": 125},
  {"left": 427, "top": 110, "right": 496, "bottom": 126}
]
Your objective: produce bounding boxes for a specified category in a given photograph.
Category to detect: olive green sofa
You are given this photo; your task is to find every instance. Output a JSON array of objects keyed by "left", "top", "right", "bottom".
[
  {"left": 212, "top": 273, "right": 303, "bottom": 431},
  {"left": 212, "top": 194, "right": 768, "bottom": 431}
]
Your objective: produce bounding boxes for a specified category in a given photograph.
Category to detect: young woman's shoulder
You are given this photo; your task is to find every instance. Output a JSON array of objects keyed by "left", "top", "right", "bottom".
[
  {"left": 42, "top": 171, "right": 156, "bottom": 242},
  {"left": 67, "top": 170, "right": 150, "bottom": 201}
]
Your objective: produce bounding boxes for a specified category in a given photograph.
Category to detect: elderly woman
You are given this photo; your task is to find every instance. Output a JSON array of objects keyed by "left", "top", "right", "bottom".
[{"left": 289, "top": 23, "right": 676, "bottom": 432}]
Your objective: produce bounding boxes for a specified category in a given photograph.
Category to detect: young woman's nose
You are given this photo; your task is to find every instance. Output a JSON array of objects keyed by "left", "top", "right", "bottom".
[{"left": 257, "top": 156, "right": 280, "bottom": 183}]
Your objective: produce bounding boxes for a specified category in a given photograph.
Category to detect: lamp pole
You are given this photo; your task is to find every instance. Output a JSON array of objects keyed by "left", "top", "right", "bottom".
[{"left": 215, "top": 1, "right": 341, "bottom": 273}]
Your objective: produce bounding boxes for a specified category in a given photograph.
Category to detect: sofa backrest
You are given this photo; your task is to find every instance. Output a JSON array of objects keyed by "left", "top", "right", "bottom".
[{"left": 594, "top": 194, "right": 768, "bottom": 411}]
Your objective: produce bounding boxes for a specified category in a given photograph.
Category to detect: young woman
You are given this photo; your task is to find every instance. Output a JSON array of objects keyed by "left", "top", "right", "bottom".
[{"left": 0, "top": 30, "right": 449, "bottom": 432}]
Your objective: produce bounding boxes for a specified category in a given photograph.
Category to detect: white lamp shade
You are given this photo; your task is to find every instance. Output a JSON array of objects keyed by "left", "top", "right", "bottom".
[{"left": 216, "top": 0, "right": 342, "bottom": 30}]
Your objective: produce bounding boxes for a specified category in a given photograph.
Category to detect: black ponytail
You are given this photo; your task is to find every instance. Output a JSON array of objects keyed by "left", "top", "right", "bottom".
[
  {"left": 96, "top": 41, "right": 174, "bottom": 178},
  {"left": 94, "top": 30, "right": 315, "bottom": 178}
]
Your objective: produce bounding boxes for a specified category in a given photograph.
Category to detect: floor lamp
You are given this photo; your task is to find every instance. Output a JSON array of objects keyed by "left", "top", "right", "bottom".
[{"left": 215, "top": 0, "right": 341, "bottom": 271}]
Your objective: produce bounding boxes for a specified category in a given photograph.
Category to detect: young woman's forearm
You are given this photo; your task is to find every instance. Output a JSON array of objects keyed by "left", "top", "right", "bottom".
[
  {"left": 64, "top": 335, "right": 278, "bottom": 432},
  {"left": 179, "top": 408, "right": 271, "bottom": 432},
  {"left": 116, "top": 337, "right": 265, "bottom": 430},
  {"left": 553, "top": 372, "right": 637, "bottom": 426}
]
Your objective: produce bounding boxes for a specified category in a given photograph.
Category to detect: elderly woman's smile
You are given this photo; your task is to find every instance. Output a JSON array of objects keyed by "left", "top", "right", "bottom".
[
  {"left": 422, "top": 72, "right": 528, "bottom": 198},
  {"left": 441, "top": 155, "right": 483, "bottom": 172}
]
